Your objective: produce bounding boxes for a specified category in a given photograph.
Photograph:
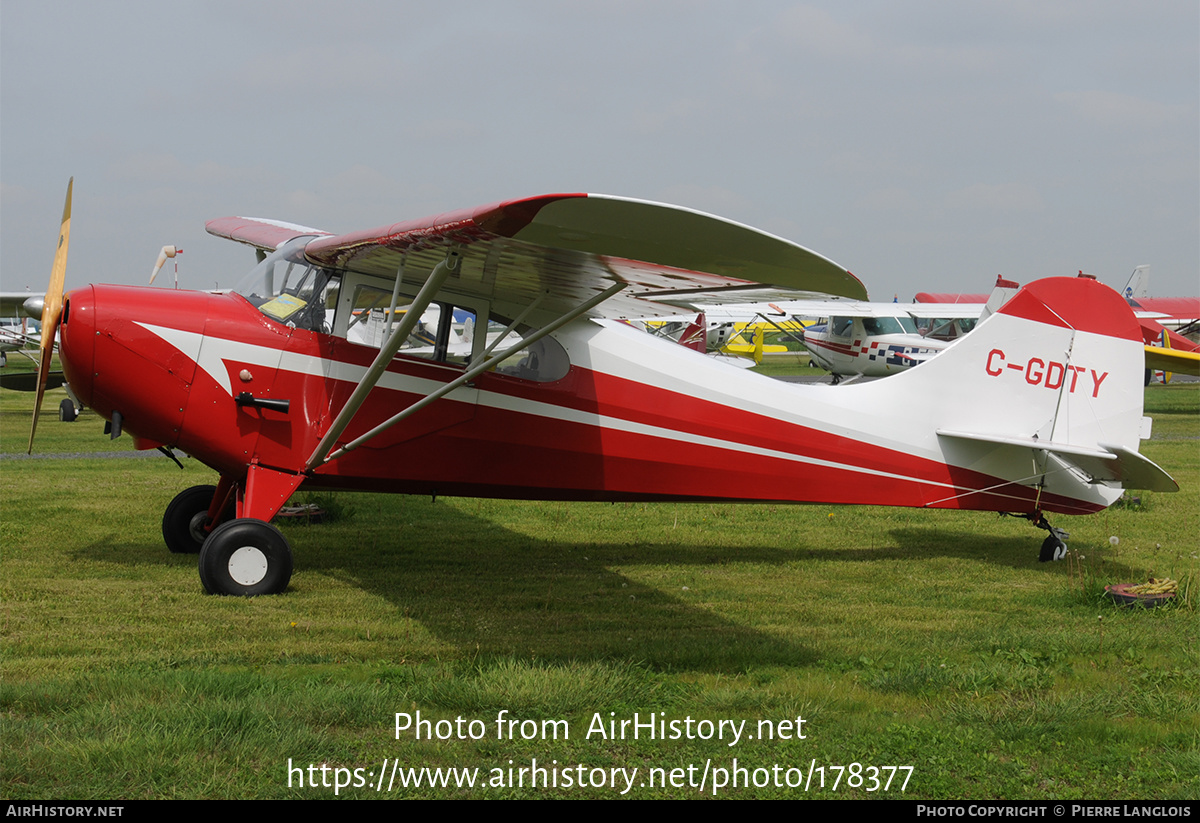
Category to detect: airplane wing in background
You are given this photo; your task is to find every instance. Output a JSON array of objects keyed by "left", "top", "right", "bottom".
[{"left": 1144, "top": 345, "right": 1200, "bottom": 377}]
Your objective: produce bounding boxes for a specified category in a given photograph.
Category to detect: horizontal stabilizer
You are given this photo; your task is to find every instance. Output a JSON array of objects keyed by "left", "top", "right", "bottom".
[{"left": 937, "top": 430, "right": 1178, "bottom": 492}]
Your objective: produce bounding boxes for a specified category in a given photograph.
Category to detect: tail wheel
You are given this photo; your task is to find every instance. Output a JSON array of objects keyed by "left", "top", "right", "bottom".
[
  {"left": 199, "top": 519, "right": 293, "bottom": 596},
  {"left": 1038, "top": 533, "right": 1068, "bottom": 563}
]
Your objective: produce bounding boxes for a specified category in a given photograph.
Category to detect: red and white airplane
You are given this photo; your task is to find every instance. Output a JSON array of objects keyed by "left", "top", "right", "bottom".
[{"left": 28, "top": 181, "right": 1178, "bottom": 595}]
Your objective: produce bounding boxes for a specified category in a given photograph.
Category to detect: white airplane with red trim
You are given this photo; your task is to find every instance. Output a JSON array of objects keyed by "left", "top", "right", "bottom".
[
  {"left": 790, "top": 278, "right": 1020, "bottom": 384},
  {"left": 26, "top": 183, "right": 1178, "bottom": 595}
]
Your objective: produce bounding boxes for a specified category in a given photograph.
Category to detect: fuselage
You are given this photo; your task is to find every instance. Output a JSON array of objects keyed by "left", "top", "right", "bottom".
[
  {"left": 57, "top": 283, "right": 1116, "bottom": 515},
  {"left": 803, "top": 318, "right": 948, "bottom": 378}
]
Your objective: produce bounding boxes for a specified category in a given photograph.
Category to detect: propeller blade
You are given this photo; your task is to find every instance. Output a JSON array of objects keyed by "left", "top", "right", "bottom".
[{"left": 28, "top": 178, "right": 72, "bottom": 454}]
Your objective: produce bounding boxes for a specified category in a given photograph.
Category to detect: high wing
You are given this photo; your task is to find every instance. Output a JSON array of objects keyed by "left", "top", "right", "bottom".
[
  {"left": 773, "top": 299, "right": 985, "bottom": 320},
  {"left": 205, "top": 217, "right": 331, "bottom": 252},
  {"left": 209, "top": 193, "right": 867, "bottom": 469},
  {"left": 1, "top": 292, "right": 39, "bottom": 315},
  {"left": 207, "top": 193, "right": 867, "bottom": 324}
]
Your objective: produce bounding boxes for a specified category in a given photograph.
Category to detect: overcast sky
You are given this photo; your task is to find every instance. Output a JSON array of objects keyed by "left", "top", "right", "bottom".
[{"left": 2, "top": 0, "right": 1196, "bottom": 300}]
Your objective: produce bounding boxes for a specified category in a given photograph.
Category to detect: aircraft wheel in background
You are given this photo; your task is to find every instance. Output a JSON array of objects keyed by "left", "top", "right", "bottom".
[
  {"left": 199, "top": 519, "right": 293, "bottom": 596},
  {"left": 163, "top": 484, "right": 230, "bottom": 554},
  {"left": 58, "top": 398, "right": 76, "bottom": 422}
]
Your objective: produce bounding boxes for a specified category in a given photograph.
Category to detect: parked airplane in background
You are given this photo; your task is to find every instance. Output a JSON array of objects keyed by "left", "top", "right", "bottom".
[
  {"left": 917, "top": 266, "right": 1199, "bottom": 332},
  {"left": 784, "top": 278, "right": 1021, "bottom": 383},
  {"left": 27, "top": 182, "right": 1176, "bottom": 595},
  {"left": 631, "top": 303, "right": 801, "bottom": 364},
  {"left": 1, "top": 291, "right": 41, "bottom": 367},
  {"left": 916, "top": 268, "right": 1200, "bottom": 379}
]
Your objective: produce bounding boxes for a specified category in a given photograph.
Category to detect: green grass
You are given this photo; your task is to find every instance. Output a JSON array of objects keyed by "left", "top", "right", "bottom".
[{"left": 1, "top": 381, "right": 1196, "bottom": 799}]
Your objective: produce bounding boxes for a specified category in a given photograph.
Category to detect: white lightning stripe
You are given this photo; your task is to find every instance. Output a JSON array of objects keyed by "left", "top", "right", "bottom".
[
  {"left": 135, "top": 322, "right": 1036, "bottom": 503},
  {"left": 136, "top": 322, "right": 476, "bottom": 402}
]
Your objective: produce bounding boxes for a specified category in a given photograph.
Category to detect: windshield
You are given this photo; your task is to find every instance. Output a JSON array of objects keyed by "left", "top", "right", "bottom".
[
  {"left": 862, "top": 316, "right": 918, "bottom": 335},
  {"left": 234, "top": 236, "right": 340, "bottom": 333}
]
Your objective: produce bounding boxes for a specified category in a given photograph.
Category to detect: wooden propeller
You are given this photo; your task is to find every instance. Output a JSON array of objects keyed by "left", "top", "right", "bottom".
[{"left": 28, "top": 178, "right": 72, "bottom": 454}]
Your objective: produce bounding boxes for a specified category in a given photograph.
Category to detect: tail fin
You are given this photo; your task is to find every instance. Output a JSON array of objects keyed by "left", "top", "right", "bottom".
[
  {"left": 873, "top": 276, "right": 1177, "bottom": 514},
  {"left": 978, "top": 275, "right": 1021, "bottom": 323},
  {"left": 1122, "top": 264, "right": 1150, "bottom": 301},
  {"left": 678, "top": 312, "right": 707, "bottom": 353}
]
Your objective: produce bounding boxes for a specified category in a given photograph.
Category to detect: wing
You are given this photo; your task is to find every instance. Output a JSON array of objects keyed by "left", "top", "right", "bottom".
[
  {"left": 0, "top": 292, "right": 38, "bottom": 315},
  {"left": 292, "top": 193, "right": 866, "bottom": 321},
  {"left": 206, "top": 217, "right": 332, "bottom": 251},
  {"left": 904, "top": 304, "right": 985, "bottom": 320},
  {"left": 1144, "top": 345, "right": 1200, "bottom": 376}
]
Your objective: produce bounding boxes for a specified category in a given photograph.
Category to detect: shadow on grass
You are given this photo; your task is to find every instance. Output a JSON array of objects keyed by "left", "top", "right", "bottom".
[
  {"left": 62, "top": 492, "right": 1145, "bottom": 673},
  {"left": 285, "top": 500, "right": 820, "bottom": 672}
]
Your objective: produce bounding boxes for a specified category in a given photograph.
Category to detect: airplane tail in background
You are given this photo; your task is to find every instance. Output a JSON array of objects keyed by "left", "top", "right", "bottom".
[
  {"left": 978, "top": 275, "right": 1021, "bottom": 324},
  {"left": 678, "top": 312, "right": 707, "bottom": 353},
  {"left": 1122, "top": 264, "right": 1150, "bottom": 301},
  {"left": 872, "top": 276, "right": 1177, "bottom": 517}
]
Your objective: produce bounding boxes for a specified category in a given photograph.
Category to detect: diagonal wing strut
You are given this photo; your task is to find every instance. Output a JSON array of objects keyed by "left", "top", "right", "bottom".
[
  {"left": 304, "top": 247, "right": 462, "bottom": 470},
  {"left": 307, "top": 281, "right": 626, "bottom": 469}
]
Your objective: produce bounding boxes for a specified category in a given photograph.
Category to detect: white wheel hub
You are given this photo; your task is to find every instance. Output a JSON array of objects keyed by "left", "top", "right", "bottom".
[{"left": 228, "top": 546, "right": 269, "bottom": 586}]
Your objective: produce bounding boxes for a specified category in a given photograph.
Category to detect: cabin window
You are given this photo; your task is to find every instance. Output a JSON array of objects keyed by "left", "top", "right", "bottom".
[
  {"left": 862, "top": 316, "right": 915, "bottom": 336},
  {"left": 334, "top": 273, "right": 570, "bottom": 382},
  {"left": 920, "top": 317, "right": 975, "bottom": 340},
  {"left": 343, "top": 283, "right": 481, "bottom": 366},
  {"left": 482, "top": 316, "right": 570, "bottom": 383}
]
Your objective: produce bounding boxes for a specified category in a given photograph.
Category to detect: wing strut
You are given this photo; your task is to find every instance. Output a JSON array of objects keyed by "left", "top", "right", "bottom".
[
  {"left": 465, "top": 293, "right": 545, "bottom": 370},
  {"left": 304, "top": 248, "right": 461, "bottom": 471},
  {"left": 314, "top": 282, "right": 626, "bottom": 467}
]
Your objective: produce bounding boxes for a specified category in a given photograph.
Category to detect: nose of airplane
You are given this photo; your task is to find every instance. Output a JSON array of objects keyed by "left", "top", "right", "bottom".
[
  {"left": 58, "top": 284, "right": 204, "bottom": 448},
  {"left": 57, "top": 285, "right": 96, "bottom": 408}
]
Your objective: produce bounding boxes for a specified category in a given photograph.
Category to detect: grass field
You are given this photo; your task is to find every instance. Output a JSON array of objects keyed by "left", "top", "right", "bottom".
[{"left": 1, "top": 372, "right": 1197, "bottom": 799}]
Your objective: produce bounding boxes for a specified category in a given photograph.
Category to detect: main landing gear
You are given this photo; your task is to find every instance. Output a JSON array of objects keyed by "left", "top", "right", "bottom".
[
  {"left": 161, "top": 481, "right": 295, "bottom": 596},
  {"left": 198, "top": 519, "right": 293, "bottom": 597}
]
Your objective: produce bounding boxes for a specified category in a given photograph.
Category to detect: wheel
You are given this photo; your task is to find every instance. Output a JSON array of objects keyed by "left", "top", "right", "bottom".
[
  {"left": 1038, "top": 533, "right": 1067, "bottom": 562},
  {"left": 199, "top": 518, "right": 293, "bottom": 596},
  {"left": 58, "top": 398, "right": 77, "bottom": 422},
  {"left": 162, "top": 484, "right": 231, "bottom": 554}
]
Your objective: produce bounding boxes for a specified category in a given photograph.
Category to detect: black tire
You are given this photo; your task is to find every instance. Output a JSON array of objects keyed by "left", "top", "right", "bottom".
[
  {"left": 162, "top": 484, "right": 230, "bottom": 554},
  {"left": 1038, "top": 533, "right": 1066, "bottom": 563},
  {"left": 58, "top": 398, "right": 77, "bottom": 422},
  {"left": 199, "top": 518, "right": 292, "bottom": 596}
]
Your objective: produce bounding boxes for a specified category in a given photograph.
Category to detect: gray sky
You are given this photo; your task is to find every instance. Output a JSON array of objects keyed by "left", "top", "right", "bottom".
[{"left": 2, "top": 0, "right": 1197, "bottom": 300}]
